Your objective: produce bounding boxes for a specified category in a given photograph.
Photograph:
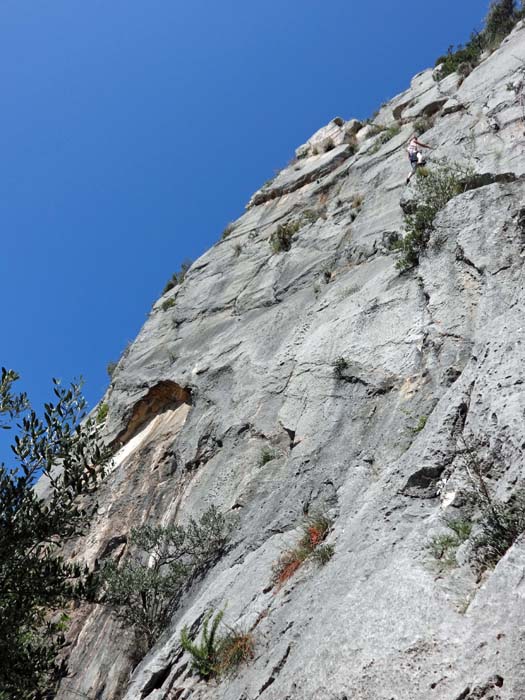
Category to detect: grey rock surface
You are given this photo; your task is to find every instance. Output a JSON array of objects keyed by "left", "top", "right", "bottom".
[{"left": 55, "top": 20, "right": 525, "bottom": 700}]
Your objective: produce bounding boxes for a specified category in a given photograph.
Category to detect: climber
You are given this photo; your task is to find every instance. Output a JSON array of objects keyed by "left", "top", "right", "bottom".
[{"left": 405, "top": 135, "right": 432, "bottom": 184}]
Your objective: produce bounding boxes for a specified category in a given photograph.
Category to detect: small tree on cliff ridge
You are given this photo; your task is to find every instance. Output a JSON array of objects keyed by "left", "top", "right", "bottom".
[
  {"left": 101, "top": 506, "right": 229, "bottom": 651},
  {"left": 485, "top": 0, "right": 520, "bottom": 46},
  {"left": 0, "top": 368, "right": 109, "bottom": 700}
]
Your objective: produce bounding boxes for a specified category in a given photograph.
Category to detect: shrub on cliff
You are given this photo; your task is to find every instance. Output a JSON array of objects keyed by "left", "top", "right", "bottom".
[
  {"left": 428, "top": 437, "right": 525, "bottom": 576},
  {"left": 180, "top": 610, "right": 254, "bottom": 681},
  {"left": 434, "top": 33, "right": 484, "bottom": 80},
  {"left": 269, "top": 220, "right": 301, "bottom": 254},
  {"left": 457, "top": 436, "right": 525, "bottom": 573},
  {"left": 434, "top": 1, "right": 521, "bottom": 80},
  {"left": 162, "top": 259, "right": 192, "bottom": 294},
  {"left": 101, "top": 506, "right": 229, "bottom": 650},
  {"left": 485, "top": 0, "right": 519, "bottom": 47},
  {"left": 0, "top": 369, "right": 109, "bottom": 700},
  {"left": 369, "top": 123, "right": 401, "bottom": 153},
  {"left": 395, "top": 159, "right": 473, "bottom": 271}
]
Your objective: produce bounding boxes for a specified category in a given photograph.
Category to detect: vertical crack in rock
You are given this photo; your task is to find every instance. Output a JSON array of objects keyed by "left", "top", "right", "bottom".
[{"left": 257, "top": 644, "right": 291, "bottom": 697}]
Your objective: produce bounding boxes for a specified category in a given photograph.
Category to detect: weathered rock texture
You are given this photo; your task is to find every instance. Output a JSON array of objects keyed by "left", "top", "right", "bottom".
[{"left": 57, "top": 21, "right": 525, "bottom": 700}]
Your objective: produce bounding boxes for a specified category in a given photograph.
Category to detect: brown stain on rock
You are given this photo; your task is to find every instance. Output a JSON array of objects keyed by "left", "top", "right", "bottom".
[{"left": 115, "top": 380, "right": 192, "bottom": 447}]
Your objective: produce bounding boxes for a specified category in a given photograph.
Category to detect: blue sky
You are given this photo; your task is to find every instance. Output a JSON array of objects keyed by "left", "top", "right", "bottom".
[{"left": 1, "top": 0, "right": 490, "bottom": 423}]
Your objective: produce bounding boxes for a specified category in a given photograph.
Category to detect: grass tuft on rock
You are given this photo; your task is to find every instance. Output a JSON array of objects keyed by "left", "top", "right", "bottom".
[
  {"left": 180, "top": 610, "right": 254, "bottom": 681},
  {"left": 272, "top": 513, "right": 333, "bottom": 588}
]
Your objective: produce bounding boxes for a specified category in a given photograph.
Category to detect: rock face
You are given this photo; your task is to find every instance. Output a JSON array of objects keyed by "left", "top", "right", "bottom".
[{"left": 57, "top": 22, "right": 525, "bottom": 700}]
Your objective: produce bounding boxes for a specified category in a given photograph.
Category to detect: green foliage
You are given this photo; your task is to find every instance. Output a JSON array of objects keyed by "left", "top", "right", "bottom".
[
  {"left": 395, "top": 159, "right": 473, "bottom": 270},
  {"left": 272, "top": 513, "right": 333, "bottom": 587},
  {"left": 410, "top": 415, "right": 428, "bottom": 434},
  {"left": 269, "top": 220, "right": 301, "bottom": 254},
  {"left": 434, "top": 1, "right": 521, "bottom": 81},
  {"left": 0, "top": 369, "right": 28, "bottom": 423},
  {"left": 0, "top": 369, "right": 109, "bottom": 699},
  {"left": 413, "top": 116, "right": 434, "bottom": 135},
  {"left": 378, "top": 123, "right": 401, "bottom": 144},
  {"left": 369, "top": 123, "right": 401, "bottom": 153},
  {"left": 485, "top": 0, "right": 518, "bottom": 47},
  {"left": 446, "top": 435, "right": 525, "bottom": 573},
  {"left": 101, "top": 506, "right": 229, "bottom": 649},
  {"left": 180, "top": 611, "right": 254, "bottom": 681},
  {"left": 471, "top": 490, "right": 525, "bottom": 572},
  {"left": 106, "top": 361, "right": 118, "bottom": 379},
  {"left": 434, "top": 33, "right": 484, "bottom": 80},
  {"left": 428, "top": 519, "right": 472, "bottom": 569},
  {"left": 333, "top": 357, "right": 349, "bottom": 380},
  {"left": 161, "top": 297, "right": 176, "bottom": 312},
  {"left": 221, "top": 222, "right": 235, "bottom": 239},
  {"left": 162, "top": 259, "right": 192, "bottom": 295},
  {"left": 259, "top": 447, "right": 276, "bottom": 466},
  {"left": 301, "top": 208, "right": 323, "bottom": 225},
  {"left": 311, "top": 543, "right": 335, "bottom": 565},
  {"left": 180, "top": 610, "right": 224, "bottom": 680},
  {"left": 96, "top": 402, "right": 109, "bottom": 424},
  {"left": 216, "top": 628, "right": 255, "bottom": 677}
]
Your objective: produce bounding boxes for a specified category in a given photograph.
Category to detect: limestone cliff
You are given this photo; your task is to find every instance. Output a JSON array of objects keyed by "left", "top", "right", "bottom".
[{"left": 57, "top": 21, "right": 525, "bottom": 700}]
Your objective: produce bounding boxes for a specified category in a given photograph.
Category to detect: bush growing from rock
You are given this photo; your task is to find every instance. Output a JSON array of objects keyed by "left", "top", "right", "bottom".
[
  {"left": 180, "top": 610, "right": 254, "bottom": 680},
  {"left": 96, "top": 402, "right": 109, "bottom": 424},
  {"left": 470, "top": 490, "right": 525, "bottom": 571},
  {"left": 162, "top": 259, "right": 192, "bottom": 295},
  {"left": 221, "top": 222, "right": 235, "bottom": 239},
  {"left": 413, "top": 116, "right": 434, "bottom": 135},
  {"left": 181, "top": 610, "right": 224, "bottom": 680},
  {"left": 379, "top": 123, "right": 401, "bottom": 143},
  {"left": 161, "top": 297, "right": 176, "bottom": 311},
  {"left": 101, "top": 506, "right": 229, "bottom": 650},
  {"left": 259, "top": 447, "right": 276, "bottom": 466},
  {"left": 457, "top": 435, "right": 525, "bottom": 572},
  {"left": 269, "top": 221, "right": 301, "bottom": 254},
  {"left": 484, "top": 0, "right": 519, "bottom": 47},
  {"left": 395, "top": 159, "right": 473, "bottom": 270},
  {"left": 301, "top": 208, "right": 323, "bottom": 225},
  {"left": 428, "top": 519, "right": 472, "bottom": 569},
  {"left": 369, "top": 123, "right": 401, "bottom": 153},
  {"left": 434, "top": 1, "right": 521, "bottom": 81},
  {"left": 434, "top": 34, "right": 484, "bottom": 80},
  {"left": 106, "top": 361, "right": 117, "bottom": 378},
  {"left": 430, "top": 436, "right": 525, "bottom": 576}
]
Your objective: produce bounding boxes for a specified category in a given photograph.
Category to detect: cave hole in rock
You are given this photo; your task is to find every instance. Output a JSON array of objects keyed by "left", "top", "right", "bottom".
[
  {"left": 283, "top": 426, "right": 296, "bottom": 449},
  {"left": 141, "top": 663, "right": 174, "bottom": 698},
  {"left": 115, "top": 380, "right": 192, "bottom": 447}
]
